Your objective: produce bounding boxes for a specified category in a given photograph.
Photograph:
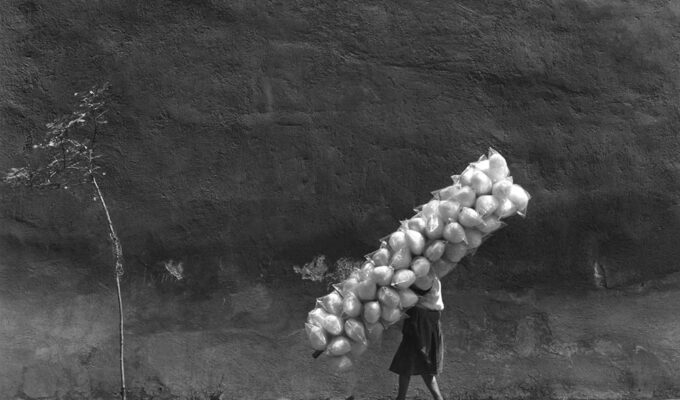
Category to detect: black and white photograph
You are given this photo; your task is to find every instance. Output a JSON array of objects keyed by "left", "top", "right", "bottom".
[{"left": 1, "top": 1, "right": 679, "bottom": 399}]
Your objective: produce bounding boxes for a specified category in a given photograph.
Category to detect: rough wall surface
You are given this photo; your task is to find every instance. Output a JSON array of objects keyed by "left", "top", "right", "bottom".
[{"left": 0, "top": 0, "right": 679, "bottom": 399}]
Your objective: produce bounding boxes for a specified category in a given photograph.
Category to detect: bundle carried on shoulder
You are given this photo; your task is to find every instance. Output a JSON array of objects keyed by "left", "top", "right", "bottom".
[{"left": 304, "top": 148, "right": 531, "bottom": 370}]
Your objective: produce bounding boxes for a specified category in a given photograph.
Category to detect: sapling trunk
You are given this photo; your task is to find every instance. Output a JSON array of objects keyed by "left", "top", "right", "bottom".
[{"left": 92, "top": 176, "right": 126, "bottom": 400}]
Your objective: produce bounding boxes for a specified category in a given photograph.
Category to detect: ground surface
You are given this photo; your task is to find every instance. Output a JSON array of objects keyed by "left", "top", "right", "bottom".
[{"left": 0, "top": 0, "right": 679, "bottom": 399}]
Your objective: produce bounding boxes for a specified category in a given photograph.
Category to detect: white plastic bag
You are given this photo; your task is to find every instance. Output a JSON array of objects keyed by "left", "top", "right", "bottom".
[
  {"left": 363, "top": 301, "right": 381, "bottom": 324},
  {"left": 424, "top": 240, "right": 446, "bottom": 262},
  {"left": 390, "top": 247, "right": 412, "bottom": 270},
  {"left": 444, "top": 242, "right": 468, "bottom": 263},
  {"left": 491, "top": 177, "right": 513, "bottom": 199},
  {"left": 355, "top": 276, "right": 378, "bottom": 301},
  {"left": 342, "top": 292, "right": 362, "bottom": 318},
  {"left": 318, "top": 291, "right": 344, "bottom": 316},
  {"left": 495, "top": 198, "right": 518, "bottom": 218},
  {"left": 392, "top": 269, "right": 416, "bottom": 289},
  {"left": 424, "top": 214, "right": 445, "bottom": 240},
  {"left": 486, "top": 148, "right": 510, "bottom": 182},
  {"left": 388, "top": 230, "right": 408, "bottom": 251},
  {"left": 442, "top": 221, "right": 466, "bottom": 243},
  {"left": 372, "top": 265, "right": 394, "bottom": 286},
  {"left": 398, "top": 288, "right": 419, "bottom": 308},
  {"left": 334, "top": 275, "right": 360, "bottom": 297},
  {"left": 406, "top": 215, "right": 427, "bottom": 234},
  {"left": 350, "top": 340, "right": 368, "bottom": 357},
  {"left": 470, "top": 170, "right": 493, "bottom": 195},
  {"left": 330, "top": 355, "right": 353, "bottom": 371},
  {"left": 378, "top": 286, "right": 401, "bottom": 309},
  {"left": 438, "top": 200, "right": 461, "bottom": 222},
  {"left": 381, "top": 306, "right": 402, "bottom": 325},
  {"left": 410, "top": 256, "right": 431, "bottom": 278},
  {"left": 344, "top": 318, "right": 368, "bottom": 344},
  {"left": 404, "top": 228, "right": 426, "bottom": 255},
  {"left": 307, "top": 307, "right": 329, "bottom": 327},
  {"left": 306, "top": 322, "right": 328, "bottom": 351},
  {"left": 508, "top": 184, "right": 531, "bottom": 216},
  {"left": 478, "top": 216, "right": 505, "bottom": 234},
  {"left": 464, "top": 228, "right": 484, "bottom": 249},
  {"left": 322, "top": 314, "right": 344, "bottom": 336},
  {"left": 475, "top": 195, "right": 499, "bottom": 217},
  {"left": 327, "top": 336, "right": 352, "bottom": 356},
  {"left": 449, "top": 185, "right": 476, "bottom": 207},
  {"left": 365, "top": 322, "right": 384, "bottom": 343},
  {"left": 458, "top": 207, "right": 484, "bottom": 228},
  {"left": 371, "top": 247, "right": 390, "bottom": 266}
]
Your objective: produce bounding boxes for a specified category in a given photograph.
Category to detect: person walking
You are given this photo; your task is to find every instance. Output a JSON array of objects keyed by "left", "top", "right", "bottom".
[{"left": 388, "top": 260, "right": 456, "bottom": 400}]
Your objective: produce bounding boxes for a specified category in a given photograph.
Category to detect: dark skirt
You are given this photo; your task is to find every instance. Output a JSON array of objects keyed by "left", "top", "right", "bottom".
[{"left": 389, "top": 306, "right": 444, "bottom": 376}]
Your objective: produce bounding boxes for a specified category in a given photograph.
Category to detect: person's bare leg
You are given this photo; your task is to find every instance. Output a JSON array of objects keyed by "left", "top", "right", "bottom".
[
  {"left": 422, "top": 374, "right": 444, "bottom": 400},
  {"left": 396, "top": 374, "right": 410, "bottom": 400}
]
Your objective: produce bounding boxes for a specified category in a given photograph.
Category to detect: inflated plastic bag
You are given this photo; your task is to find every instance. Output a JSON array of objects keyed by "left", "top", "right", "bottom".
[
  {"left": 350, "top": 340, "right": 368, "bottom": 357},
  {"left": 342, "top": 292, "right": 362, "bottom": 318},
  {"left": 424, "top": 240, "right": 446, "bottom": 262},
  {"left": 381, "top": 306, "right": 402, "bottom": 325},
  {"left": 407, "top": 215, "right": 427, "bottom": 234},
  {"left": 495, "top": 198, "right": 518, "bottom": 219},
  {"left": 378, "top": 286, "right": 401, "bottom": 309},
  {"left": 404, "top": 228, "right": 426, "bottom": 255},
  {"left": 388, "top": 230, "right": 408, "bottom": 251},
  {"left": 478, "top": 216, "right": 505, "bottom": 234},
  {"left": 458, "top": 207, "right": 484, "bottom": 228},
  {"left": 306, "top": 322, "right": 328, "bottom": 351},
  {"left": 464, "top": 228, "right": 484, "bottom": 249},
  {"left": 372, "top": 265, "right": 394, "bottom": 286},
  {"left": 327, "top": 336, "right": 352, "bottom": 356},
  {"left": 508, "top": 184, "right": 531, "bottom": 216},
  {"left": 442, "top": 221, "right": 466, "bottom": 243},
  {"left": 371, "top": 246, "right": 390, "bottom": 266},
  {"left": 308, "top": 307, "right": 329, "bottom": 327},
  {"left": 470, "top": 170, "right": 493, "bottom": 195},
  {"left": 475, "top": 195, "right": 499, "bottom": 217},
  {"left": 390, "top": 247, "right": 412, "bottom": 270},
  {"left": 330, "top": 355, "right": 353, "bottom": 371},
  {"left": 438, "top": 200, "right": 461, "bottom": 222},
  {"left": 491, "top": 177, "right": 513, "bottom": 199},
  {"left": 334, "top": 275, "right": 360, "bottom": 297},
  {"left": 365, "top": 322, "right": 384, "bottom": 343},
  {"left": 318, "top": 291, "right": 344, "bottom": 316},
  {"left": 359, "top": 261, "right": 375, "bottom": 280},
  {"left": 459, "top": 165, "right": 476, "bottom": 187},
  {"left": 398, "top": 288, "right": 419, "bottom": 308},
  {"left": 448, "top": 184, "right": 476, "bottom": 207},
  {"left": 410, "top": 256, "right": 431, "bottom": 278},
  {"left": 486, "top": 148, "right": 510, "bottom": 182},
  {"left": 424, "top": 213, "right": 445, "bottom": 240},
  {"left": 392, "top": 269, "right": 416, "bottom": 289},
  {"left": 444, "top": 242, "right": 468, "bottom": 263},
  {"left": 322, "top": 314, "right": 344, "bottom": 336},
  {"left": 363, "top": 301, "right": 381, "bottom": 324},
  {"left": 435, "top": 185, "right": 458, "bottom": 201},
  {"left": 421, "top": 199, "right": 441, "bottom": 218},
  {"left": 344, "top": 318, "right": 368, "bottom": 344},
  {"left": 355, "top": 277, "right": 378, "bottom": 301}
]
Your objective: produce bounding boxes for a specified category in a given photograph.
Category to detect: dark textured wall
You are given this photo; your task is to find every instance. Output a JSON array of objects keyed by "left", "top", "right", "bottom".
[{"left": 1, "top": 0, "right": 680, "bottom": 399}]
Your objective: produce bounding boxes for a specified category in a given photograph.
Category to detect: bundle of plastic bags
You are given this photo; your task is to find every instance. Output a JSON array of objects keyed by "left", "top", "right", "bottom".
[{"left": 304, "top": 148, "right": 530, "bottom": 370}]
